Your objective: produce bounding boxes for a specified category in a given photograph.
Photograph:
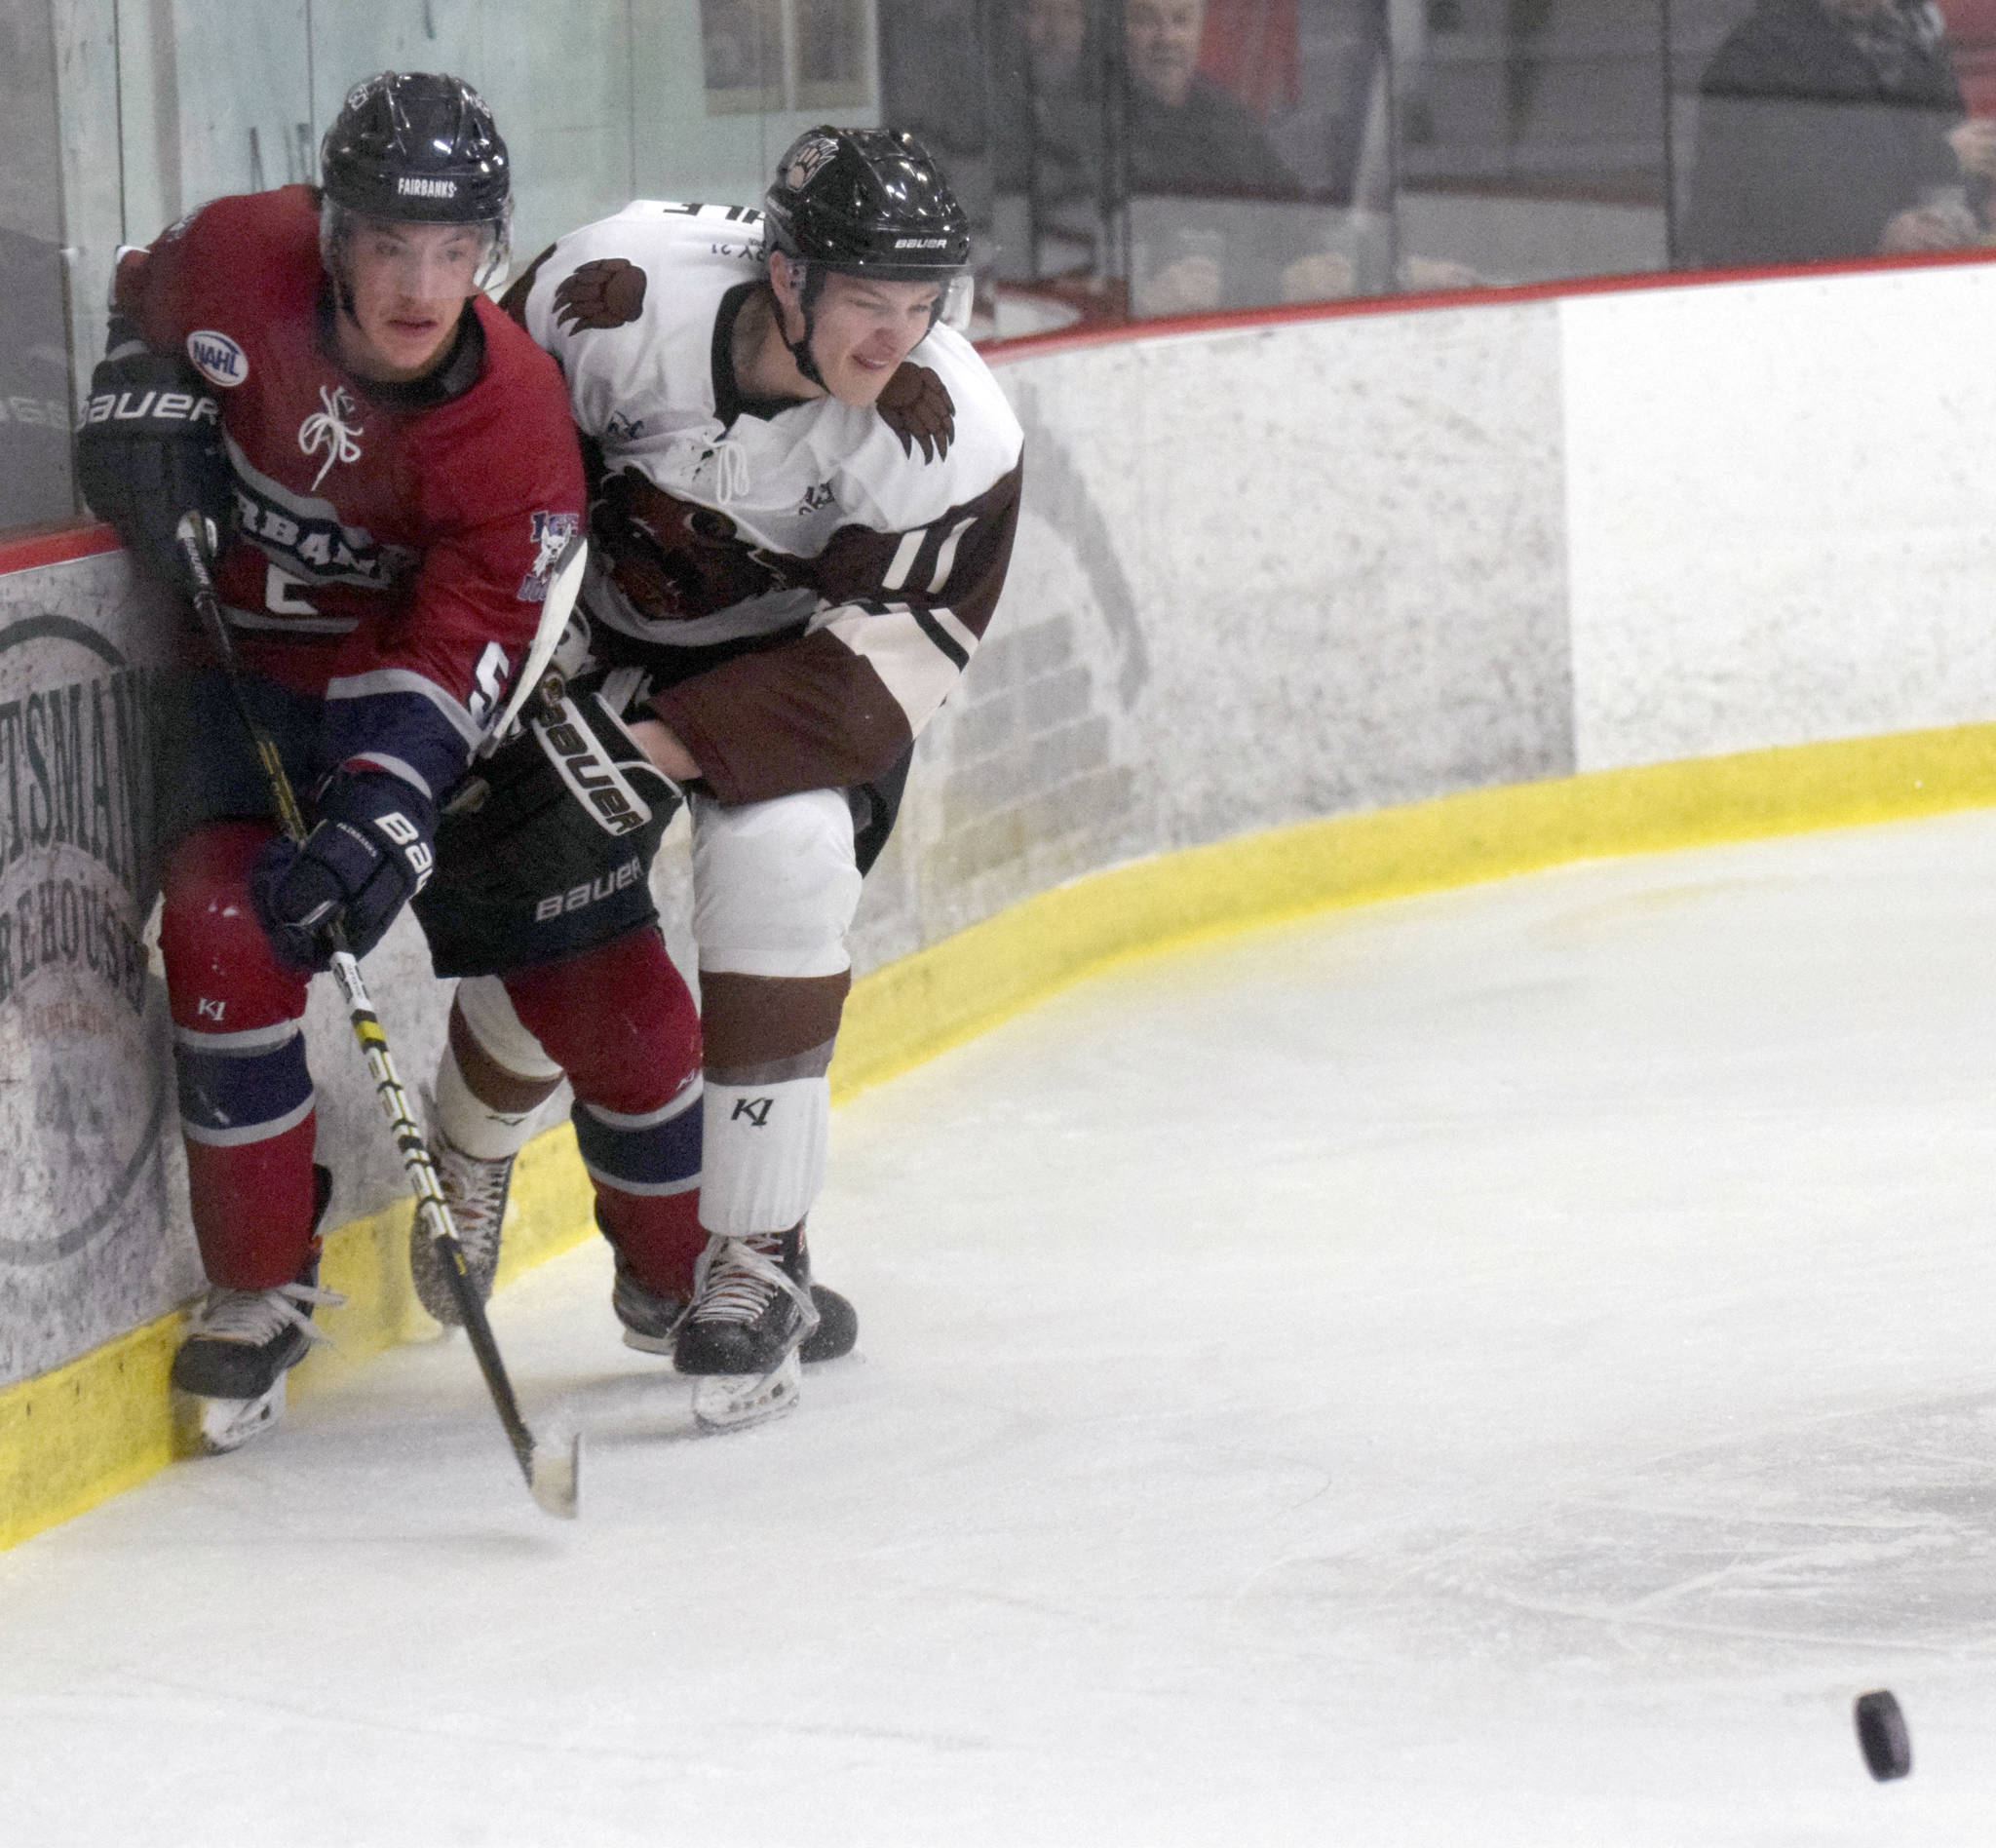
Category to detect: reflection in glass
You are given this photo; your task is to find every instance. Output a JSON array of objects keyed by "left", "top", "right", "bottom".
[
  {"left": 705, "top": 0, "right": 789, "bottom": 112},
  {"left": 799, "top": 0, "right": 875, "bottom": 106},
  {"left": 1392, "top": 0, "right": 1667, "bottom": 290},
  {"left": 1678, "top": 0, "right": 1987, "bottom": 268},
  {"left": 0, "top": 0, "right": 75, "bottom": 534}
]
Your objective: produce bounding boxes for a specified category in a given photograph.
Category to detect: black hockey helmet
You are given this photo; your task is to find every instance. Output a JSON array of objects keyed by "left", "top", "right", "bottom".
[
  {"left": 763, "top": 127, "right": 971, "bottom": 282},
  {"left": 320, "top": 72, "right": 512, "bottom": 289}
]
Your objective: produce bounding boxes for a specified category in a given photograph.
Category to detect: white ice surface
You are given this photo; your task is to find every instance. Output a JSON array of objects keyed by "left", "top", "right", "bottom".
[{"left": 9, "top": 812, "right": 1996, "bottom": 1844}]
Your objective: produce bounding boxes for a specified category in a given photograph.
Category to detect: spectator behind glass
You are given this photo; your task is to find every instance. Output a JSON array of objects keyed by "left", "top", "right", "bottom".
[
  {"left": 993, "top": 0, "right": 1108, "bottom": 273},
  {"left": 1685, "top": 0, "right": 1995, "bottom": 266},
  {"left": 1127, "top": 0, "right": 1366, "bottom": 314},
  {"left": 1126, "top": 0, "right": 1304, "bottom": 197},
  {"left": 1938, "top": 0, "right": 1996, "bottom": 206}
]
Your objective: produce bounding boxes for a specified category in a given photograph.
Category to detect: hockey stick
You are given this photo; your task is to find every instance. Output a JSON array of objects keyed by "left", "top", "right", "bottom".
[
  {"left": 172, "top": 515, "right": 580, "bottom": 1520},
  {"left": 481, "top": 531, "right": 588, "bottom": 751}
]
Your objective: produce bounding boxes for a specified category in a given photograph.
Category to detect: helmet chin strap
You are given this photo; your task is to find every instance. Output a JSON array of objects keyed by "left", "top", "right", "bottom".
[
  {"left": 773, "top": 257, "right": 827, "bottom": 390},
  {"left": 784, "top": 316, "right": 825, "bottom": 389}
]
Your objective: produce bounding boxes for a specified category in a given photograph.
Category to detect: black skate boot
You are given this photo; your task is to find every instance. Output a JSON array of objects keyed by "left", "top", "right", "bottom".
[
  {"left": 611, "top": 1251, "right": 690, "bottom": 1356},
  {"left": 171, "top": 1167, "right": 346, "bottom": 1453},
  {"left": 408, "top": 1133, "right": 512, "bottom": 1327},
  {"left": 614, "top": 1252, "right": 855, "bottom": 1364},
  {"left": 800, "top": 1283, "right": 858, "bottom": 1365},
  {"left": 674, "top": 1225, "right": 822, "bottom": 1431}
]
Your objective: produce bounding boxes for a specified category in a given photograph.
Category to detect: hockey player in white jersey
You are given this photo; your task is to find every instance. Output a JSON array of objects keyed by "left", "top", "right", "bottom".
[{"left": 411, "top": 128, "right": 1023, "bottom": 1429}]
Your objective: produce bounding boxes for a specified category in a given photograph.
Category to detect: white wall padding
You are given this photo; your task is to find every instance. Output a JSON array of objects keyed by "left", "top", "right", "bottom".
[{"left": 1561, "top": 264, "right": 1996, "bottom": 773}]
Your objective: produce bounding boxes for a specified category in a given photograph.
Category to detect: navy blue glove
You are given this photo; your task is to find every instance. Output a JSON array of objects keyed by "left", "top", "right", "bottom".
[
  {"left": 251, "top": 771, "right": 438, "bottom": 968},
  {"left": 73, "top": 349, "right": 233, "bottom": 591}
]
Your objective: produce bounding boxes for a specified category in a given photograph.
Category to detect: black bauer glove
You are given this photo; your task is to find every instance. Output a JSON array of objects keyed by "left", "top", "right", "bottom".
[
  {"left": 73, "top": 348, "right": 234, "bottom": 591},
  {"left": 250, "top": 771, "right": 439, "bottom": 969},
  {"left": 413, "top": 678, "right": 684, "bottom": 978}
]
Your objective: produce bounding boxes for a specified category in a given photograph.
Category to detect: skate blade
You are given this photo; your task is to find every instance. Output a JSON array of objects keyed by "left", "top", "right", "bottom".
[
  {"left": 620, "top": 1328, "right": 678, "bottom": 1361},
  {"left": 181, "top": 1377, "right": 288, "bottom": 1455},
  {"left": 691, "top": 1352, "right": 802, "bottom": 1433}
]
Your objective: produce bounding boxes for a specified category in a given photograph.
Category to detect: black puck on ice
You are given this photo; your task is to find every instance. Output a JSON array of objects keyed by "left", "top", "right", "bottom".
[{"left": 1854, "top": 1689, "right": 1912, "bottom": 1782}]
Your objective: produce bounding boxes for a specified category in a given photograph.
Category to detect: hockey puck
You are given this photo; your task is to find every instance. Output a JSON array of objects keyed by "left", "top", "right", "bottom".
[{"left": 1854, "top": 1689, "right": 1911, "bottom": 1781}]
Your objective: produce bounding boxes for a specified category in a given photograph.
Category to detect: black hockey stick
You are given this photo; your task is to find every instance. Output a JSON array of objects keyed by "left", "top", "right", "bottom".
[{"left": 172, "top": 515, "right": 580, "bottom": 1519}]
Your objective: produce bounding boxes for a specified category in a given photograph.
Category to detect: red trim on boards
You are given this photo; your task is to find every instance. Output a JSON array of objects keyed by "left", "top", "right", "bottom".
[
  {"left": 0, "top": 522, "right": 120, "bottom": 578},
  {"left": 979, "top": 245, "right": 1996, "bottom": 366}
]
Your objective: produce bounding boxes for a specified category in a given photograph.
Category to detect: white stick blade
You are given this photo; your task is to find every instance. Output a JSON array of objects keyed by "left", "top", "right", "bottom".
[{"left": 530, "top": 1433, "right": 582, "bottom": 1519}]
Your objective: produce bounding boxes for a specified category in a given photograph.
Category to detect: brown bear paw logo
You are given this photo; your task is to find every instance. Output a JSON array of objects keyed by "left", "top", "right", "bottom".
[
  {"left": 876, "top": 363, "right": 955, "bottom": 463},
  {"left": 553, "top": 257, "right": 648, "bottom": 332}
]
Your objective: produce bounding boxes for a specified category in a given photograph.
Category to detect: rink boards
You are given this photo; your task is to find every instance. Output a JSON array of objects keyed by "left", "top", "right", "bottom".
[{"left": 7, "top": 253, "right": 1996, "bottom": 1546}]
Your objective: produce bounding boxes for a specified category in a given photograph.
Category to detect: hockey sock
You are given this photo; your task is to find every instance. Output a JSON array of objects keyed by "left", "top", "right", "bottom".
[
  {"left": 162, "top": 821, "right": 322, "bottom": 1291},
  {"left": 573, "top": 1079, "right": 706, "bottom": 1296},
  {"left": 435, "top": 1033, "right": 546, "bottom": 1162},
  {"left": 596, "top": 1186, "right": 709, "bottom": 1300},
  {"left": 699, "top": 1066, "right": 830, "bottom": 1239},
  {"left": 497, "top": 930, "right": 707, "bottom": 1294}
]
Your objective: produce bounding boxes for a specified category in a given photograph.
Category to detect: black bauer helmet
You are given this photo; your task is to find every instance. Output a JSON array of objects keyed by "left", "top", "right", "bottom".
[
  {"left": 764, "top": 127, "right": 971, "bottom": 280},
  {"left": 762, "top": 127, "right": 970, "bottom": 384},
  {"left": 320, "top": 71, "right": 513, "bottom": 291}
]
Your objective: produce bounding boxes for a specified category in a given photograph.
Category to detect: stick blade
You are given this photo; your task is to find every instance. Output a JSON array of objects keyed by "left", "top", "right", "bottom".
[{"left": 529, "top": 1432, "right": 582, "bottom": 1519}]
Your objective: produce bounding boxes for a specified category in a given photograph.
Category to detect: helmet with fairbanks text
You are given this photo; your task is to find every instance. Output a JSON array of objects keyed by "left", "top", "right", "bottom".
[{"left": 319, "top": 71, "right": 513, "bottom": 291}]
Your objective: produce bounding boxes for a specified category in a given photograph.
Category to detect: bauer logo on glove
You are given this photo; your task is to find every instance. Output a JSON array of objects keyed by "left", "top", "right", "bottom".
[
  {"left": 72, "top": 348, "right": 233, "bottom": 593},
  {"left": 415, "top": 673, "right": 682, "bottom": 979},
  {"left": 533, "top": 694, "right": 657, "bottom": 836},
  {"left": 250, "top": 769, "right": 440, "bottom": 968}
]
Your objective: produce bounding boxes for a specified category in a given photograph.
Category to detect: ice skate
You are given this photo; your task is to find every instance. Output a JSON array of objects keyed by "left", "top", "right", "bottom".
[
  {"left": 173, "top": 1166, "right": 345, "bottom": 1453},
  {"left": 800, "top": 1282, "right": 858, "bottom": 1364},
  {"left": 675, "top": 1227, "right": 821, "bottom": 1432},
  {"left": 616, "top": 1253, "right": 855, "bottom": 1370},
  {"left": 408, "top": 1132, "right": 513, "bottom": 1326},
  {"left": 611, "top": 1252, "right": 690, "bottom": 1356}
]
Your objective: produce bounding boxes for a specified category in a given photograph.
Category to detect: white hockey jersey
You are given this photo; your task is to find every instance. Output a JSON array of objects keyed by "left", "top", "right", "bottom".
[{"left": 509, "top": 200, "right": 1025, "bottom": 803}]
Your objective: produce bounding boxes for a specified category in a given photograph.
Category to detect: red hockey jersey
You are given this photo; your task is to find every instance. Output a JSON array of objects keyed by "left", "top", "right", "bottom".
[{"left": 118, "top": 185, "right": 586, "bottom": 801}]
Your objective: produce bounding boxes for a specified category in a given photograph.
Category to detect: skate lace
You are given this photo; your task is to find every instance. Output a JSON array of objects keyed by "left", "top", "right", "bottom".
[
  {"left": 191, "top": 1279, "right": 346, "bottom": 1347},
  {"left": 438, "top": 1144, "right": 512, "bottom": 1264},
  {"left": 689, "top": 1235, "right": 820, "bottom": 1334}
]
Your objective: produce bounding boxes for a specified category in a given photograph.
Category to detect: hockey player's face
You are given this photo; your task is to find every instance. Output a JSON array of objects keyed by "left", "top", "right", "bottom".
[
  {"left": 802, "top": 273, "right": 943, "bottom": 407},
  {"left": 336, "top": 219, "right": 487, "bottom": 381}
]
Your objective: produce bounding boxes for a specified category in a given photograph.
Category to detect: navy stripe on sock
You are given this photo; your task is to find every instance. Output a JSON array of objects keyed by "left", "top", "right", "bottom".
[
  {"left": 175, "top": 1030, "right": 312, "bottom": 1138},
  {"left": 572, "top": 1094, "right": 702, "bottom": 1192}
]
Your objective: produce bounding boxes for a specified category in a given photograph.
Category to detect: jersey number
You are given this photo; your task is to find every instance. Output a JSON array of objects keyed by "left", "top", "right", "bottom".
[
  {"left": 265, "top": 561, "right": 318, "bottom": 616},
  {"left": 468, "top": 640, "right": 510, "bottom": 731}
]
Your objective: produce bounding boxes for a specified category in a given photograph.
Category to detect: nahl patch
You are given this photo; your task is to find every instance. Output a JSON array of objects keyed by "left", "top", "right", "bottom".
[
  {"left": 186, "top": 329, "right": 249, "bottom": 388},
  {"left": 533, "top": 695, "right": 653, "bottom": 837}
]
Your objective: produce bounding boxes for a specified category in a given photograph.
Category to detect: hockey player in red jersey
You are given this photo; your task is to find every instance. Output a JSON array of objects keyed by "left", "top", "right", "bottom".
[
  {"left": 73, "top": 72, "right": 589, "bottom": 1452},
  {"left": 412, "top": 128, "right": 1024, "bottom": 1431}
]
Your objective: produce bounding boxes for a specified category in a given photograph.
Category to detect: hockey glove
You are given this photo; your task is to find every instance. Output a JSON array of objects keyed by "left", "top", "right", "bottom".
[
  {"left": 251, "top": 771, "right": 439, "bottom": 969},
  {"left": 415, "top": 681, "right": 683, "bottom": 977},
  {"left": 73, "top": 349, "right": 233, "bottom": 591},
  {"left": 528, "top": 685, "right": 687, "bottom": 842}
]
